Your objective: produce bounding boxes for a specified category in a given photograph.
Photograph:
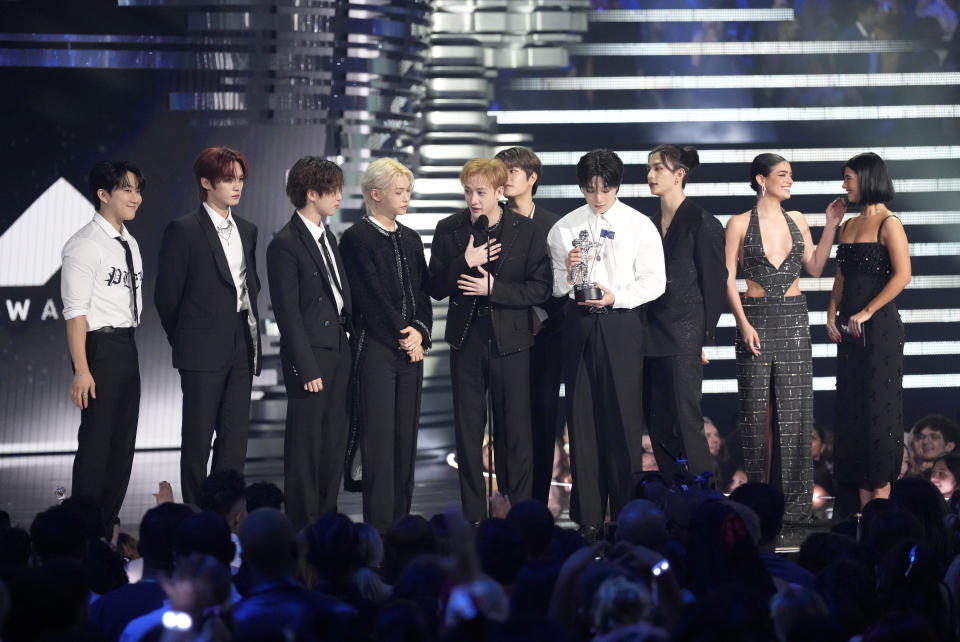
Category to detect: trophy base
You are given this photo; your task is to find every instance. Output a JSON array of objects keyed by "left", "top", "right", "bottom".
[{"left": 574, "top": 286, "right": 603, "bottom": 302}]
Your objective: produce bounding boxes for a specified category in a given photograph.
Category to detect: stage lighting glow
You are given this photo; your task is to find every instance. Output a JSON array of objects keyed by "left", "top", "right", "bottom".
[
  {"left": 491, "top": 105, "right": 960, "bottom": 125},
  {"left": 536, "top": 179, "right": 960, "bottom": 199},
  {"left": 510, "top": 73, "right": 960, "bottom": 91},
  {"left": 717, "top": 309, "right": 960, "bottom": 328},
  {"left": 588, "top": 8, "right": 794, "bottom": 22},
  {"left": 568, "top": 40, "right": 927, "bottom": 56},
  {"left": 704, "top": 341, "right": 960, "bottom": 361},
  {"left": 539, "top": 147, "right": 960, "bottom": 166},
  {"left": 703, "top": 374, "right": 960, "bottom": 394}
]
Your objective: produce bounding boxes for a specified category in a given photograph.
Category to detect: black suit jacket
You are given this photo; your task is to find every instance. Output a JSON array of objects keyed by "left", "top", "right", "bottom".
[
  {"left": 155, "top": 205, "right": 262, "bottom": 373},
  {"left": 527, "top": 205, "right": 567, "bottom": 333},
  {"left": 266, "top": 213, "right": 353, "bottom": 385},
  {"left": 428, "top": 206, "right": 551, "bottom": 356},
  {"left": 646, "top": 198, "right": 727, "bottom": 356}
]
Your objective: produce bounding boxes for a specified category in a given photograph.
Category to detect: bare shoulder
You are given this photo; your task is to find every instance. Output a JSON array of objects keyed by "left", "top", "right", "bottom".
[
  {"left": 786, "top": 210, "right": 808, "bottom": 229},
  {"left": 726, "top": 211, "right": 750, "bottom": 231}
]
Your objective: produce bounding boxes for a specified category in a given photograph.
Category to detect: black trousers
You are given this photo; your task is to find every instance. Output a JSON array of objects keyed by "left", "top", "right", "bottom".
[
  {"left": 179, "top": 312, "right": 254, "bottom": 505},
  {"left": 283, "top": 331, "right": 352, "bottom": 531},
  {"left": 530, "top": 325, "right": 565, "bottom": 503},
  {"left": 644, "top": 355, "right": 716, "bottom": 484},
  {"left": 359, "top": 338, "right": 423, "bottom": 533},
  {"left": 450, "top": 316, "right": 533, "bottom": 523},
  {"left": 72, "top": 330, "right": 140, "bottom": 530},
  {"left": 565, "top": 309, "right": 646, "bottom": 526}
]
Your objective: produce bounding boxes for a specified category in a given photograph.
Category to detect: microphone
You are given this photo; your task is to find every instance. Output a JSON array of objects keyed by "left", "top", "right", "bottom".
[{"left": 473, "top": 214, "right": 489, "bottom": 246}]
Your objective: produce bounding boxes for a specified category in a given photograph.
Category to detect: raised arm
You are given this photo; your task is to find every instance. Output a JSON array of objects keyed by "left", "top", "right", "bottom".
[{"left": 798, "top": 198, "right": 843, "bottom": 277}]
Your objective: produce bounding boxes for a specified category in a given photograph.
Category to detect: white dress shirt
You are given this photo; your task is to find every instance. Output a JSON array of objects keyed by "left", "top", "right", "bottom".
[
  {"left": 297, "top": 211, "right": 345, "bottom": 314},
  {"left": 61, "top": 213, "right": 143, "bottom": 330},
  {"left": 547, "top": 198, "right": 666, "bottom": 309},
  {"left": 203, "top": 202, "right": 248, "bottom": 312}
]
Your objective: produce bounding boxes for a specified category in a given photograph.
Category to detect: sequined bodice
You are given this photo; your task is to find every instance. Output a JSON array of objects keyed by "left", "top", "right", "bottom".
[
  {"left": 741, "top": 208, "right": 804, "bottom": 297},
  {"left": 836, "top": 242, "right": 893, "bottom": 315}
]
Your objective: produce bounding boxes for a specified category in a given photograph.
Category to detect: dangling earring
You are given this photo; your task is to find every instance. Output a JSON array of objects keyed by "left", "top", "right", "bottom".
[{"left": 760, "top": 184, "right": 766, "bottom": 199}]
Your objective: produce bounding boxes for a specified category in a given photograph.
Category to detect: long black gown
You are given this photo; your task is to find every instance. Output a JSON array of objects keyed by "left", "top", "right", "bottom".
[{"left": 833, "top": 216, "right": 905, "bottom": 500}]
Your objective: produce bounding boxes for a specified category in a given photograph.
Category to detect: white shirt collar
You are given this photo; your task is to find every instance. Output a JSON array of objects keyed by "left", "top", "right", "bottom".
[
  {"left": 203, "top": 201, "right": 234, "bottom": 229},
  {"left": 367, "top": 215, "right": 398, "bottom": 232},
  {"left": 93, "top": 213, "right": 130, "bottom": 241},
  {"left": 297, "top": 210, "right": 327, "bottom": 239}
]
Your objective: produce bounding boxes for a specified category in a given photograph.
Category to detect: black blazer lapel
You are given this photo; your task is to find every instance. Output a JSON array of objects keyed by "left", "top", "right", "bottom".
[
  {"left": 291, "top": 213, "right": 342, "bottom": 307},
  {"left": 663, "top": 198, "right": 695, "bottom": 254},
  {"left": 494, "top": 208, "right": 520, "bottom": 278},
  {"left": 196, "top": 207, "right": 237, "bottom": 291}
]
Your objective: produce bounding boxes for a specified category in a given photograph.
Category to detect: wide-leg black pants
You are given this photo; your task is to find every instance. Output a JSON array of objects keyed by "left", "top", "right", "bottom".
[
  {"left": 644, "top": 354, "right": 716, "bottom": 484},
  {"left": 282, "top": 332, "right": 352, "bottom": 531},
  {"left": 72, "top": 329, "right": 140, "bottom": 531},
  {"left": 564, "top": 308, "right": 646, "bottom": 526},
  {"left": 179, "top": 312, "right": 253, "bottom": 505},
  {"left": 529, "top": 324, "right": 565, "bottom": 502},
  {"left": 359, "top": 337, "right": 423, "bottom": 533},
  {"left": 736, "top": 295, "right": 813, "bottom": 520},
  {"left": 450, "top": 316, "right": 533, "bottom": 523}
]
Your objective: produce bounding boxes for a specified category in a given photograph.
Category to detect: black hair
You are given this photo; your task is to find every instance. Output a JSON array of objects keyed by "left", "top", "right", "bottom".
[
  {"left": 304, "top": 512, "right": 360, "bottom": 583},
  {"left": 729, "top": 482, "right": 785, "bottom": 545},
  {"left": 889, "top": 477, "right": 951, "bottom": 559},
  {"left": 505, "top": 500, "right": 555, "bottom": 560},
  {"left": 476, "top": 518, "right": 526, "bottom": 586},
  {"left": 174, "top": 511, "right": 236, "bottom": 567},
  {"left": 749, "top": 153, "right": 788, "bottom": 194},
  {"left": 649, "top": 144, "right": 700, "bottom": 188},
  {"left": 29, "top": 505, "right": 86, "bottom": 561},
  {"left": 245, "top": 481, "right": 284, "bottom": 513},
  {"left": 197, "top": 468, "right": 246, "bottom": 523},
  {"left": 286, "top": 156, "right": 344, "bottom": 209},
  {"left": 87, "top": 161, "right": 145, "bottom": 212},
  {"left": 60, "top": 495, "right": 105, "bottom": 541},
  {"left": 495, "top": 146, "right": 543, "bottom": 196},
  {"left": 910, "top": 414, "right": 959, "bottom": 443},
  {"left": 0, "top": 527, "right": 31, "bottom": 568},
  {"left": 138, "top": 503, "right": 195, "bottom": 571},
  {"left": 576, "top": 149, "right": 624, "bottom": 190},
  {"left": 843, "top": 152, "right": 895, "bottom": 205}
]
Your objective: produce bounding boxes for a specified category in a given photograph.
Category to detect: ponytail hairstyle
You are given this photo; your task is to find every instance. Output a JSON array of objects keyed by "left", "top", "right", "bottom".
[
  {"left": 649, "top": 144, "right": 700, "bottom": 188},
  {"left": 750, "top": 153, "right": 788, "bottom": 194}
]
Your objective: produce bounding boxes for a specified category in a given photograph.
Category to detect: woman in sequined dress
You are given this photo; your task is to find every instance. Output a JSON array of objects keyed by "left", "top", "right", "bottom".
[
  {"left": 724, "top": 153, "right": 843, "bottom": 520},
  {"left": 826, "top": 152, "right": 911, "bottom": 518}
]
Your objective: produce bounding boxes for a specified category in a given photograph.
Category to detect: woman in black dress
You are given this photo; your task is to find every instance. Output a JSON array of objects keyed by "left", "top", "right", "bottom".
[
  {"left": 827, "top": 152, "right": 911, "bottom": 517},
  {"left": 340, "top": 158, "right": 432, "bottom": 533}
]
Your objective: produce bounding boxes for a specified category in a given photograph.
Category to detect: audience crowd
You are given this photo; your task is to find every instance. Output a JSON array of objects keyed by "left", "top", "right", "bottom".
[{"left": 2, "top": 410, "right": 960, "bottom": 641}]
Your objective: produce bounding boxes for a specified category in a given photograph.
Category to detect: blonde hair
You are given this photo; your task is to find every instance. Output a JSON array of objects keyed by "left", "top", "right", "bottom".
[
  {"left": 460, "top": 158, "right": 507, "bottom": 189},
  {"left": 361, "top": 158, "right": 414, "bottom": 214}
]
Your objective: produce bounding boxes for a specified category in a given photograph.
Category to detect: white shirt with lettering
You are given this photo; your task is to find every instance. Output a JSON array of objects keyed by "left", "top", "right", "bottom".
[{"left": 61, "top": 213, "right": 143, "bottom": 330}]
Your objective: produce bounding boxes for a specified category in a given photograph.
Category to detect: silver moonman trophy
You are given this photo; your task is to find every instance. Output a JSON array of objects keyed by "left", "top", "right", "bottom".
[{"left": 570, "top": 230, "right": 602, "bottom": 302}]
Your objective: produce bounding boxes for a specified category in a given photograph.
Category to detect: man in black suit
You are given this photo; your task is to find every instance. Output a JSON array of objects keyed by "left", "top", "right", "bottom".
[
  {"left": 266, "top": 157, "right": 352, "bottom": 530},
  {"left": 155, "top": 146, "right": 261, "bottom": 504},
  {"left": 428, "top": 158, "right": 552, "bottom": 523},
  {"left": 495, "top": 146, "right": 565, "bottom": 504},
  {"left": 644, "top": 145, "right": 727, "bottom": 485}
]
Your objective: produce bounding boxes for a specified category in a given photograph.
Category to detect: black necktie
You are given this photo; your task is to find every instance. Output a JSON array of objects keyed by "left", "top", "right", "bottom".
[
  {"left": 318, "top": 232, "right": 343, "bottom": 297},
  {"left": 116, "top": 237, "right": 139, "bottom": 325}
]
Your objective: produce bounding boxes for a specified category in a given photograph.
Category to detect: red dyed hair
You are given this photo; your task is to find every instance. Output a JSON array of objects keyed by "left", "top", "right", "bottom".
[{"left": 193, "top": 146, "right": 249, "bottom": 201}]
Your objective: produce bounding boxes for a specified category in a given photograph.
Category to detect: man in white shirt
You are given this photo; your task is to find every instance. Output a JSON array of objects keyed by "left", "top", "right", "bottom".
[
  {"left": 61, "top": 161, "right": 145, "bottom": 531},
  {"left": 546, "top": 149, "right": 666, "bottom": 541},
  {"left": 155, "top": 147, "right": 262, "bottom": 505}
]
